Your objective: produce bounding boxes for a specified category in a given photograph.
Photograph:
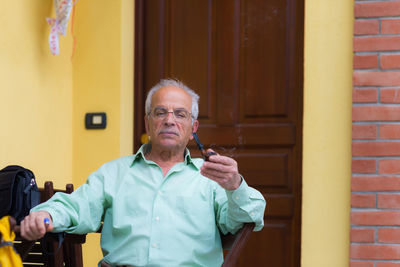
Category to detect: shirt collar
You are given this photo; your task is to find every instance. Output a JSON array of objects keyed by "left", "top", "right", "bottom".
[{"left": 131, "top": 143, "right": 199, "bottom": 170}]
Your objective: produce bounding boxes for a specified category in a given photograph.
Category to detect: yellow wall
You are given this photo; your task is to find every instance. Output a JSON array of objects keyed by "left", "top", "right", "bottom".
[
  {"left": 73, "top": 0, "right": 134, "bottom": 266},
  {"left": 302, "top": 0, "right": 353, "bottom": 266},
  {"left": 1, "top": 1, "right": 133, "bottom": 266},
  {"left": 0, "top": 1, "right": 73, "bottom": 189}
]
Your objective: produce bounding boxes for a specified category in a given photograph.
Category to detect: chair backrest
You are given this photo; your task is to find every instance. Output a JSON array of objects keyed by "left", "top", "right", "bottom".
[{"left": 13, "top": 181, "right": 85, "bottom": 267}]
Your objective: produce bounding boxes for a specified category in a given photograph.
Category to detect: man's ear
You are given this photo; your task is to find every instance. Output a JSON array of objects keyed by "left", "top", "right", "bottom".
[{"left": 190, "top": 120, "right": 199, "bottom": 140}]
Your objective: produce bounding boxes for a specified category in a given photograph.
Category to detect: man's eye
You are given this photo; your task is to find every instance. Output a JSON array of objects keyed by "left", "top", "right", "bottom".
[
  {"left": 155, "top": 110, "right": 167, "bottom": 116},
  {"left": 175, "top": 111, "right": 186, "bottom": 118}
]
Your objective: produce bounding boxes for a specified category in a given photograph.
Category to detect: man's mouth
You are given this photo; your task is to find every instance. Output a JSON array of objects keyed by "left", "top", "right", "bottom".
[{"left": 158, "top": 130, "right": 179, "bottom": 136}]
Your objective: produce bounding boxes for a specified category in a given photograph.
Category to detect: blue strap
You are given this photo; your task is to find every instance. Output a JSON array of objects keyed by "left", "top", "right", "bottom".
[
  {"left": 0, "top": 241, "right": 13, "bottom": 248},
  {"left": 41, "top": 232, "right": 65, "bottom": 256}
]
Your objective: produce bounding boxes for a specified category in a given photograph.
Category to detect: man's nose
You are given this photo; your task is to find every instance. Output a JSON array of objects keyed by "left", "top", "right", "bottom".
[{"left": 163, "top": 112, "right": 176, "bottom": 124}]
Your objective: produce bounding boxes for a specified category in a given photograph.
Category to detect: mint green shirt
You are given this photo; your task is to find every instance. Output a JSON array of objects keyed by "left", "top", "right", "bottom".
[{"left": 32, "top": 144, "right": 266, "bottom": 267}]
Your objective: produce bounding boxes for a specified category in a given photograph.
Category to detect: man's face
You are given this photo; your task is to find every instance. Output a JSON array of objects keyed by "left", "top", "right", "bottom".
[{"left": 145, "top": 86, "right": 199, "bottom": 151}]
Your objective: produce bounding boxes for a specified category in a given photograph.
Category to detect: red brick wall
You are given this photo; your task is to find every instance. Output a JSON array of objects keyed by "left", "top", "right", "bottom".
[{"left": 352, "top": 1, "right": 400, "bottom": 266}]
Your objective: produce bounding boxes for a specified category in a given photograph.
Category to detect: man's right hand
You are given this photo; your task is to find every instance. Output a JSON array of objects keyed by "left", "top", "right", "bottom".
[{"left": 20, "top": 211, "right": 53, "bottom": 240}]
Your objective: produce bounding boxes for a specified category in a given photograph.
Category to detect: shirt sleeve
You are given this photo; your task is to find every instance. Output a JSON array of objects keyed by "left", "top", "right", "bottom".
[
  {"left": 30, "top": 166, "right": 108, "bottom": 234},
  {"left": 214, "top": 177, "right": 266, "bottom": 235}
]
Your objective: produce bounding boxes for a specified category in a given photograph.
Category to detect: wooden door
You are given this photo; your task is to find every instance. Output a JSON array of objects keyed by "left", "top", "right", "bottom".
[{"left": 134, "top": 0, "right": 304, "bottom": 266}]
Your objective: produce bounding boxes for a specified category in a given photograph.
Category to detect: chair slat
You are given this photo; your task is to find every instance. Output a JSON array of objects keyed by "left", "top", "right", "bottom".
[{"left": 23, "top": 253, "right": 46, "bottom": 263}]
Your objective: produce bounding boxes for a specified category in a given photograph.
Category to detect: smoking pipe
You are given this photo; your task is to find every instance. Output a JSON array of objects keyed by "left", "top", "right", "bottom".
[{"left": 192, "top": 132, "right": 217, "bottom": 161}]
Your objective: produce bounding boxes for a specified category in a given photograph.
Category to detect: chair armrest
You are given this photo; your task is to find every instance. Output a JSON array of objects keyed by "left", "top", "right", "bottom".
[
  {"left": 221, "top": 222, "right": 255, "bottom": 267},
  {"left": 12, "top": 217, "right": 87, "bottom": 262},
  {"left": 46, "top": 232, "right": 87, "bottom": 244}
]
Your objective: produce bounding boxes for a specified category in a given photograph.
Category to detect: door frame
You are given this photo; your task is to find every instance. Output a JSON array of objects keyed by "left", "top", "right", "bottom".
[{"left": 134, "top": 0, "right": 145, "bottom": 151}]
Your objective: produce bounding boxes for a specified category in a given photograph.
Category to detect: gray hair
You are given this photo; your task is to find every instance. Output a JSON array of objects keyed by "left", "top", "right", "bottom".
[{"left": 145, "top": 79, "right": 200, "bottom": 122}]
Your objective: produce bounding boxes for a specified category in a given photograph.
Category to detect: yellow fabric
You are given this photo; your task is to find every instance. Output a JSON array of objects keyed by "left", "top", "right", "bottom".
[{"left": 0, "top": 216, "right": 23, "bottom": 267}]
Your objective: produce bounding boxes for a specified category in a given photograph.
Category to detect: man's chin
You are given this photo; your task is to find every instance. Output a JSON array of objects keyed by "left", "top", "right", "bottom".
[{"left": 158, "top": 140, "right": 179, "bottom": 149}]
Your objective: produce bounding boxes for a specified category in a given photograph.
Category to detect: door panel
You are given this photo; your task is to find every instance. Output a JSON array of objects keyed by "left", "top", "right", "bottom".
[
  {"left": 134, "top": 0, "right": 304, "bottom": 266},
  {"left": 168, "top": 0, "right": 217, "bottom": 124},
  {"left": 240, "top": 0, "right": 288, "bottom": 118},
  {"left": 238, "top": 221, "right": 293, "bottom": 266}
]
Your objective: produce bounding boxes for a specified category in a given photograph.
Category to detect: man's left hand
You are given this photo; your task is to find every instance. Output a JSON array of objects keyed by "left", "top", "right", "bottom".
[{"left": 200, "top": 149, "right": 242, "bottom": 190}]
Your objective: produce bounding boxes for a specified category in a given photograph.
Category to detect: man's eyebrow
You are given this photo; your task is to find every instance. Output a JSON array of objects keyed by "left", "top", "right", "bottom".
[
  {"left": 153, "top": 106, "right": 188, "bottom": 111},
  {"left": 153, "top": 106, "right": 165, "bottom": 109}
]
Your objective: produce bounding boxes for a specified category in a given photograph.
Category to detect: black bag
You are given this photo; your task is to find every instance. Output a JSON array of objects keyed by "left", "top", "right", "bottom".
[{"left": 0, "top": 165, "right": 41, "bottom": 224}]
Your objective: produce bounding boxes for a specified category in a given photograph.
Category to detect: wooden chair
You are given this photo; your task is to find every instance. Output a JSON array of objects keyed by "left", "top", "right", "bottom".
[
  {"left": 13, "top": 181, "right": 85, "bottom": 267},
  {"left": 98, "top": 222, "right": 255, "bottom": 267},
  {"left": 15, "top": 182, "right": 255, "bottom": 267}
]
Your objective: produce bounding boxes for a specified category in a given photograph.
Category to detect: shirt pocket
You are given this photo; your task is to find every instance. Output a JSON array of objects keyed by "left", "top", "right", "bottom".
[
  {"left": 174, "top": 195, "right": 216, "bottom": 240},
  {"left": 175, "top": 195, "right": 214, "bottom": 215}
]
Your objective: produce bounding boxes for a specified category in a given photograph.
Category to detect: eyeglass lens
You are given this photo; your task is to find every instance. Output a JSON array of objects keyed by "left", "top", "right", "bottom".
[{"left": 152, "top": 107, "right": 190, "bottom": 121}]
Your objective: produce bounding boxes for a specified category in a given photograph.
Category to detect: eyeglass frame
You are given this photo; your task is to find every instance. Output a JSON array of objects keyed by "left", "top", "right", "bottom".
[{"left": 148, "top": 106, "right": 194, "bottom": 123}]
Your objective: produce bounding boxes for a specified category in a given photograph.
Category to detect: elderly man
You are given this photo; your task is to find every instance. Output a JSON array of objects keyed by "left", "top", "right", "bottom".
[{"left": 20, "top": 79, "right": 266, "bottom": 267}]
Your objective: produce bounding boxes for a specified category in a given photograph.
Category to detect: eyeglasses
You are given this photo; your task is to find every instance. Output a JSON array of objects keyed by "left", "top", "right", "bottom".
[{"left": 149, "top": 107, "right": 192, "bottom": 122}]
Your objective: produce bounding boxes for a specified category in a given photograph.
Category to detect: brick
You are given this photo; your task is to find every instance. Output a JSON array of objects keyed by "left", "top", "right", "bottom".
[
  {"left": 351, "top": 244, "right": 400, "bottom": 259},
  {"left": 354, "top": 54, "right": 379, "bottom": 69},
  {"left": 379, "top": 160, "right": 400, "bottom": 175},
  {"left": 351, "top": 228, "right": 375, "bottom": 243},
  {"left": 354, "top": 36, "right": 400, "bottom": 52},
  {"left": 378, "top": 193, "right": 400, "bottom": 208},
  {"left": 382, "top": 55, "right": 400, "bottom": 69},
  {"left": 380, "top": 124, "right": 400, "bottom": 138},
  {"left": 351, "top": 261, "right": 374, "bottom": 267},
  {"left": 353, "top": 142, "right": 400, "bottom": 156},
  {"left": 355, "top": 20, "right": 380, "bottom": 35},
  {"left": 352, "top": 177, "right": 400, "bottom": 191},
  {"left": 353, "top": 106, "right": 400, "bottom": 121},
  {"left": 353, "top": 88, "right": 378, "bottom": 103},
  {"left": 352, "top": 159, "right": 377, "bottom": 173},
  {"left": 351, "top": 260, "right": 374, "bottom": 267},
  {"left": 382, "top": 19, "right": 400, "bottom": 34},
  {"left": 377, "top": 262, "right": 400, "bottom": 267},
  {"left": 353, "top": 124, "right": 377, "bottom": 139},
  {"left": 355, "top": 1, "right": 400, "bottom": 18},
  {"left": 351, "top": 211, "right": 400, "bottom": 226},
  {"left": 352, "top": 193, "right": 376, "bottom": 208},
  {"left": 381, "top": 89, "right": 400, "bottom": 103},
  {"left": 379, "top": 228, "right": 400, "bottom": 243},
  {"left": 353, "top": 71, "right": 400, "bottom": 86}
]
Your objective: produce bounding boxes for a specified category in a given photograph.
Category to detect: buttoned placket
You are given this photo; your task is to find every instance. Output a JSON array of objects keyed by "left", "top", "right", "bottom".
[{"left": 148, "top": 162, "right": 186, "bottom": 261}]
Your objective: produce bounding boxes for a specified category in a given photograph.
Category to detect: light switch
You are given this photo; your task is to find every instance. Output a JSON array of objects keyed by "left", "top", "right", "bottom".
[
  {"left": 92, "top": 115, "right": 103, "bottom": 124},
  {"left": 85, "top": 113, "right": 107, "bottom": 129}
]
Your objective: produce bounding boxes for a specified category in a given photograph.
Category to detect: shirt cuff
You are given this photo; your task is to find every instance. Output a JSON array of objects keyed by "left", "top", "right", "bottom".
[
  {"left": 225, "top": 175, "right": 251, "bottom": 205},
  {"left": 31, "top": 203, "right": 69, "bottom": 231}
]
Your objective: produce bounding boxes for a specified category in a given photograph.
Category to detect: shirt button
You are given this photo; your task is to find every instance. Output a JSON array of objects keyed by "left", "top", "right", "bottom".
[
  {"left": 152, "top": 243, "right": 157, "bottom": 248},
  {"left": 155, "top": 216, "right": 160, "bottom": 221},
  {"left": 235, "top": 196, "right": 239, "bottom": 200},
  {"left": 250, "top": 212, "right": 255, "bottom": 217}
]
